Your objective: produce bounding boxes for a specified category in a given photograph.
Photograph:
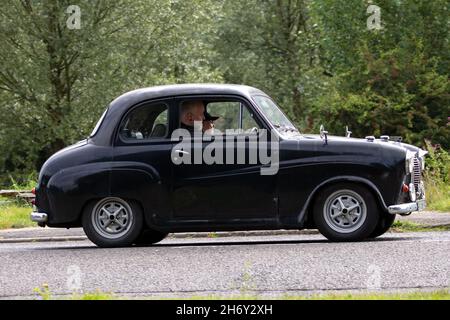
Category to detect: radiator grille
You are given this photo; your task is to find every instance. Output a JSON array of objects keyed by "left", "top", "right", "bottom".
[{"left": 412, "top": 156, "right": 421, "bottom": 191}]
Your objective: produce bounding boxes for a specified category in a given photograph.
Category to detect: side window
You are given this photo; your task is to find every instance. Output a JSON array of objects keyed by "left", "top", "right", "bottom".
[
  {"left": 206, "top": 102, "right": 240, "bottom": 131},
  {"left": 119, "top": 103, "right": 168, "bottom": 140},
  {"left": 206, "top": 101, "right": 260, "bottom": 133},
  {"left": 242, "top": 106, "right": 259, "bottom": 131}
]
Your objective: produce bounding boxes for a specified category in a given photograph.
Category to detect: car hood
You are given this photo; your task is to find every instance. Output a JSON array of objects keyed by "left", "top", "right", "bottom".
[{"left": 291, "top": 133, "right": 425, "bottom": 155}]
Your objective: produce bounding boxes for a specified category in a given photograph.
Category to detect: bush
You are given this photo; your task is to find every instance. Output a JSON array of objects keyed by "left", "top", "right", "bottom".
[{"left": 423, "top": 140, "right": 450, "bottom": 212}]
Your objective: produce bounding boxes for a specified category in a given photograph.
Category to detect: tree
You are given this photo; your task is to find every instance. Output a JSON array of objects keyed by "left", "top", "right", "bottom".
[
  {"left": 0, "top": 0, "right": 222, "bottom": 184},
  {"left": 215, "top": 0, "right": 324, "bottom": 128}
]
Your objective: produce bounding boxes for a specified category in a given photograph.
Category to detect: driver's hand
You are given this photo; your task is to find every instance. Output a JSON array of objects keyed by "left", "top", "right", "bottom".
[{"left": 203, "top": 120, "right": 214, "bottom": 132}]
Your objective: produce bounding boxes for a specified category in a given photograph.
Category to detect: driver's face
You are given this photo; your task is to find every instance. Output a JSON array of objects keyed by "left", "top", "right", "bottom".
[{"left": 188, "top": 103, "right": 205, "bottom": 123}]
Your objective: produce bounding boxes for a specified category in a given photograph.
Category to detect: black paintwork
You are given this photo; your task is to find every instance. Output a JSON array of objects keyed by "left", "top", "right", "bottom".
[{"left": 35, "top": 84, "right": 418, "bottom": 231}]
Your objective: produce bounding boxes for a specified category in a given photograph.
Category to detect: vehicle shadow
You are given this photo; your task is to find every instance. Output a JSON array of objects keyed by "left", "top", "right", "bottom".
[{"left": 38, "top": 235, "right": 418, "bottom": 251}]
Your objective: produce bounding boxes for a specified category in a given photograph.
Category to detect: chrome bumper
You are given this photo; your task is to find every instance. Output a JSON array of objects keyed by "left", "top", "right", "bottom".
[
  {"left": 30, "top": 212, "right": 48, "bottom": 223},
  {"left": 388, "top": 199, "right": 426, "bottom": 215}
]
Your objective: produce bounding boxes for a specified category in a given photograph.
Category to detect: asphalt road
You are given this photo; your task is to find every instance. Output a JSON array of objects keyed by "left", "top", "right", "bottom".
[{"left": 0, "top": 232, "right": 449, "bottom": 299}]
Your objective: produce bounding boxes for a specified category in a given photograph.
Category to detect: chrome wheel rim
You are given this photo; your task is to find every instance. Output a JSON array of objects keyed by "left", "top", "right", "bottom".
[
  {"left": 91, "top": 198, "right": 134, "bottom": 239},
  {"left": 323, "top": 190, "right": 367, "bottom": 234}
]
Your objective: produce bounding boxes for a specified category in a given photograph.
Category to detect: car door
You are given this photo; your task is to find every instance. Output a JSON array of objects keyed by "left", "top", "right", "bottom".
[{"left": 169, "top": 96, "right": 278, "bottom": 228}]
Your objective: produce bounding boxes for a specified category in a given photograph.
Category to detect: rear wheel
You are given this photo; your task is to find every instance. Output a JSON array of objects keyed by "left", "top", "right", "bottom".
[
  {"left": 82, "top": 197, "right": 143, "bottom": 248},
  {"left": 313, "top": 183, "right": 379, "bottom": 241},
  {"left": 369, "top": 213, "right": 396, "bottom": 238}
]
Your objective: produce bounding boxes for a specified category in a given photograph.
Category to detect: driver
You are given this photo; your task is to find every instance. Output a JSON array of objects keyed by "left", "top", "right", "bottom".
[{"left": 180, "top": 100, "right": 219, "bottom": 134}]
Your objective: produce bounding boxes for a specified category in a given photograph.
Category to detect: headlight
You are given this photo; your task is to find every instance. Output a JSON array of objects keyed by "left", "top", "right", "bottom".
[
  {"left": 409, "top": 183, "right": 416, "bottom": 202},
  {"left": 418, "top": 149, "right": 428, "bottom": 171},
  {"left": 405, "top": 151, "right": 415, "bottom": 173}
]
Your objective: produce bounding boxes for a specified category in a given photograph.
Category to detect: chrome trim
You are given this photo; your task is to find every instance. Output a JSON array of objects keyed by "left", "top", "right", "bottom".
[
  {"left": 388, "top": 199, "right": 426, "bottom": 215},
  {"left": 408, "top": 183, "right": 416, "bottom": 202},
  {"left": 31, "top": 212, "right": 48, "bottom": 223},
  {"left": 319, "top": 125, "right": 328, "bottom": 143},
  {"left": 345, "top": 126, "right": 352, "bottom": 138}
]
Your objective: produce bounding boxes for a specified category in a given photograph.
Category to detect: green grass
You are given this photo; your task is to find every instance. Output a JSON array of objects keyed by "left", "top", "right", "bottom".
[
  {"left": 0, "top": 197, "right": 34, "bottom": 229},
  {"left": 33, "top": 288, "right": 450, "bottom": 300},
  {"left": 425, "top": 178, "right": 450, "bottom": 212},
  {"left": 391, "top": 220, "right": 450, "bottom": 232}
]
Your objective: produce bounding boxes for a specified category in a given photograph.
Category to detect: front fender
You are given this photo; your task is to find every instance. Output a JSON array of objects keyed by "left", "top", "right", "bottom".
[{"left": 296, "top": 175, "right": 389, "bottom": 226}]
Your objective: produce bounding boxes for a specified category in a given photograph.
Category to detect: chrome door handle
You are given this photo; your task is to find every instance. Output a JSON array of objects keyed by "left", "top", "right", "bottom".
[
  {"left": 174, "top": 150, "right": 190, "bottom": 155},
  {"left": 172, "top": 149, "right": 190, "bottom": 162}
]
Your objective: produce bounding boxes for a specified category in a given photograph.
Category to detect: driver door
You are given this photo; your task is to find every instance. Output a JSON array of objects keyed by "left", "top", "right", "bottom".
[{"left": 169, "top": 97, "right": 278, "bottom": 228}]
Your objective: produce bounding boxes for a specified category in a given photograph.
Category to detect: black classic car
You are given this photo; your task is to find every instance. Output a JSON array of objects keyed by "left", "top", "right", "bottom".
[{"left": 31, "top": 84, "right": 427, "bottom": 247}]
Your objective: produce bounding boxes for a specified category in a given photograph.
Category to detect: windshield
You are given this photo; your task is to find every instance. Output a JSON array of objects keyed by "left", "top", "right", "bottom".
[
  {"left": 252, "top": 95, "right": 299, "bottom": 134},
  {"left": 90, "top": 108, "right": 108, "bottom": 137}
]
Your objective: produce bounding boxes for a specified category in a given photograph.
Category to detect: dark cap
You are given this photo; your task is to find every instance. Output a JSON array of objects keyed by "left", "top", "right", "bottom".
[{"left": 204, "top": 111, "right": 219, "bottom": 121}]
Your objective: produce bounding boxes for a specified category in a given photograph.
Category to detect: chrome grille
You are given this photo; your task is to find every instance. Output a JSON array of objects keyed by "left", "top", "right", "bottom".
[{"left": 412, "top": 156, "right": 421, "bottom": 190}]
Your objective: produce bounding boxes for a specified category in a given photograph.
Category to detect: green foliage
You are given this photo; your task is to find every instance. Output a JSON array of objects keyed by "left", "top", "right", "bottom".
[
  {"left": 33, "top": 284, "right": 52, "bottom": 300},
  {"left": 7, "top": 172, "right": 38, "bottom": 190},
  {"left": 424, "top": 141, "right": 450, "bottom": 183},
  {"left": 423, "top": 141, "right": 450, "bottom": 211},
  {"left": 0, "top": 202, "right": 35, "bottom": 229},
  {"left": 391, "top": 220, "right": 450, "bottom": 232},
  {"left": 0, "top": 0, "right": 222, "bottom": 185}
]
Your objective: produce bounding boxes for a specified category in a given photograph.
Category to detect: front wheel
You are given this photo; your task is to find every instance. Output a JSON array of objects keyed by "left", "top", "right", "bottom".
[
  {"left": 369, "top": 213, "right": 396, "bottom": 238},
  {"left": 313, "top": 183, "right": 379, "bottom": 241},
  {"left": 82, "top": 197, "right": 144, "bottom": 248}
]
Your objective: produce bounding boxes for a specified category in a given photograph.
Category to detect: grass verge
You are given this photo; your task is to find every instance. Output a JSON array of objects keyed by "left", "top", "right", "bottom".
[
  {"left": 391, "top": 220, "right": 450, "bottom": 232},
  {"left": 0, "top": 198, "right": 34, "bottom": 229},
  {"left": 33, "top": 287, "right": 450, "bottom": 300},
  {"left": 424, "top": 178, "right": 450, "bottom": 212}
]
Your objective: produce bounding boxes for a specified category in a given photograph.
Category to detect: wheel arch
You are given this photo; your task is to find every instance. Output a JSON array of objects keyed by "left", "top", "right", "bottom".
[{"left": 298, "top": 176, "right": 389, "bottom": 227}]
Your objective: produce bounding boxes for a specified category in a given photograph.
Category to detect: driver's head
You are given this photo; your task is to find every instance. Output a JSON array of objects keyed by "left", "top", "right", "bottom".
[{"left": 180, "top": 100, "right": 205, "bottom": 127}]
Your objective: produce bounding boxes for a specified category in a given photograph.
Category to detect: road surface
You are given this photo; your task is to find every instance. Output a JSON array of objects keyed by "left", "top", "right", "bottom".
[{"left": 0, "top": 231, "right": 449, "bottom": 299}]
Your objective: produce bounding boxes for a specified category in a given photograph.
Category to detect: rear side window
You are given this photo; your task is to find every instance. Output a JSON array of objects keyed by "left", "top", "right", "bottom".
[{"left": 119, "top": 103, "right": 168, "bottom": 140}]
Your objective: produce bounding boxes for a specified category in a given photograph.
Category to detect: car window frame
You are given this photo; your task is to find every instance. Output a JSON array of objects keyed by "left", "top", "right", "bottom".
[{"left": 114, "top": 99, "right": 173, "bottom": 146}]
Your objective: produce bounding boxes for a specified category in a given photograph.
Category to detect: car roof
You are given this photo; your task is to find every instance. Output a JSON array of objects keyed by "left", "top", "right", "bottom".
[
  {"left": 108, "top": 83, "right": 267, "bottom": 112},
  {"left": 92, "top": 84, "right": 268, "bottom": 146}
]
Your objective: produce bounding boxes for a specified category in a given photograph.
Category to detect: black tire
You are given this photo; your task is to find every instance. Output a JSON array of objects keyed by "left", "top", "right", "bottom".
[
  {"left": 134, "top": 228, "right": 168, "bottom": 246},
  {"left": 369, "top": 213, "right": 396, "bottom": 238},
  {"left": 313, "top": 183, "right": 380, "bottom": 241},
  {"left": 82, "top": 197, "right": 144, "bottom": 248}
]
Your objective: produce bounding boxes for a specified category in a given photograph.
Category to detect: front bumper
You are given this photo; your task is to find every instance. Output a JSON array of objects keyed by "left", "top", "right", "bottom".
[{"left": 388, "top": 199, "right": 426, "bottom": 215}]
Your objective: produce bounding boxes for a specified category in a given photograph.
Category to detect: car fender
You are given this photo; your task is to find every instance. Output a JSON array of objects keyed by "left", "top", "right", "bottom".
[
  {"left": 46, "top": 162, "right": 112, "bottom": 226},
  {"left": 297, "top": 175, "right": 389, "bottom": 225}
]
